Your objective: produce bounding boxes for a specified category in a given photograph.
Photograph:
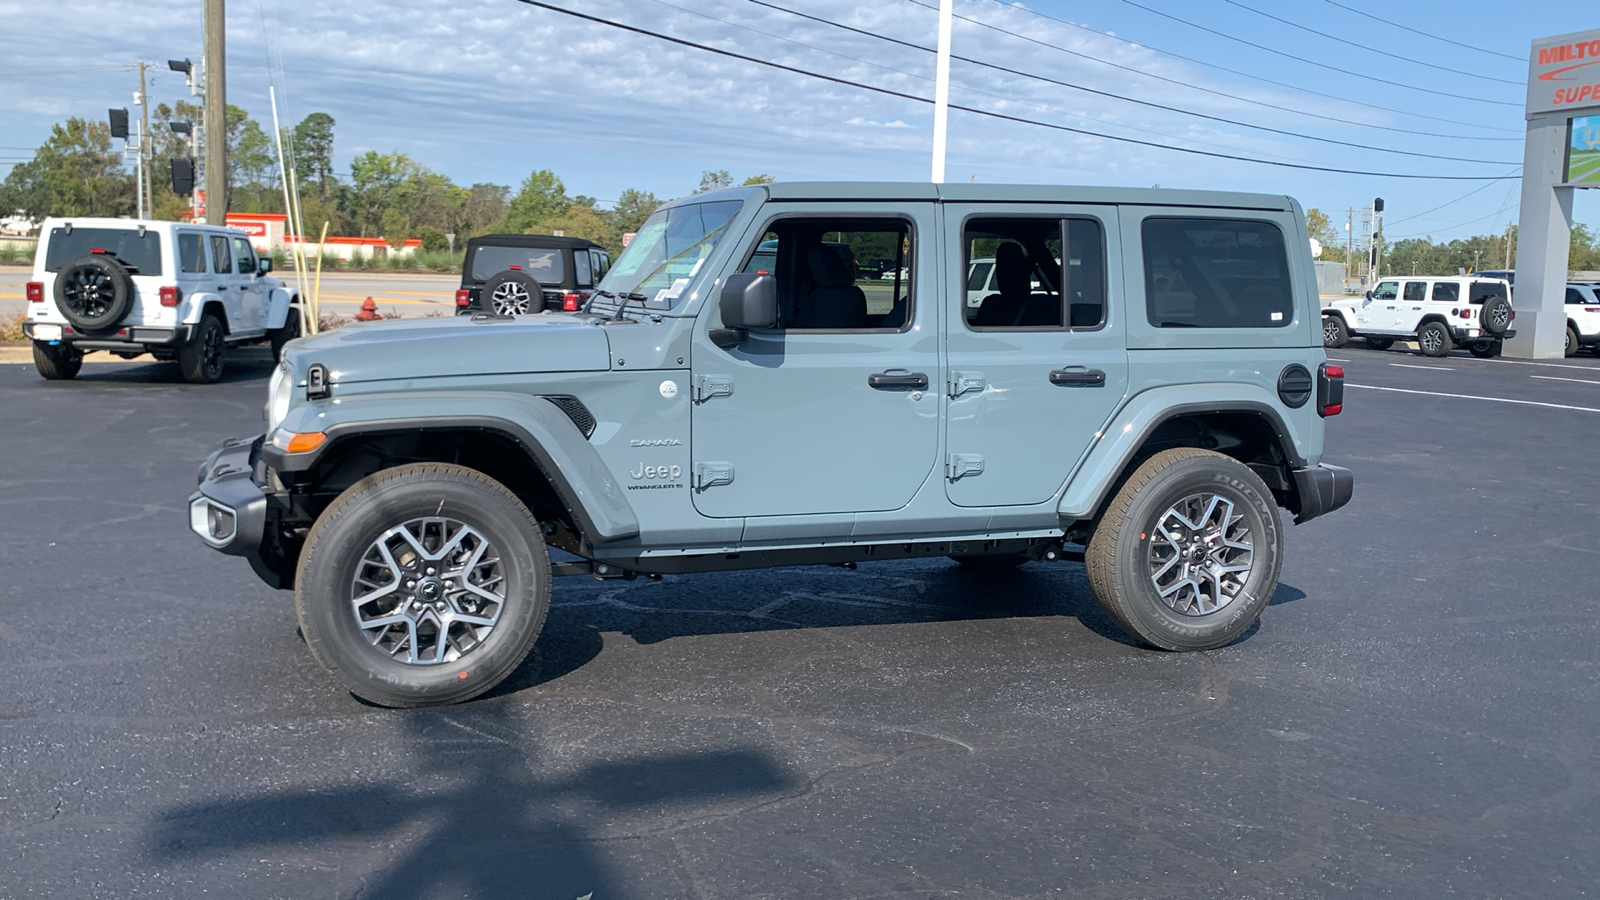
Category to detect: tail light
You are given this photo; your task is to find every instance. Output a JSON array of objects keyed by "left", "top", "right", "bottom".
[
  {"left": 562, "top": 291, "right": 586, "bottom": 312},
  {"left": 455, "top": 289, "right": 472, "bottom": 308},
  {"left": 159, "top": 286, "right": 182, "bottom": 307},
  {"left": 1318, "top": 363, "right": 1345, "bottom": 417},
  {"left": 25, "top": 281, "right": 43, "bottom": 302}
]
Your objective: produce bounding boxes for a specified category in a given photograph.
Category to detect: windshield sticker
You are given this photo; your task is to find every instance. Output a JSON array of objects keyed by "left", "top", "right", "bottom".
[{"left": 664, "top": 278, "right": 691, "bottom": 300}]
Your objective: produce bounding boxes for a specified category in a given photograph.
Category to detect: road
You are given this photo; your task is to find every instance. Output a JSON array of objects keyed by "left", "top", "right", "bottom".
[
  {"left": 0, "top": 341, "right": 1597, "bottom": 898},
  {"left": 0, "top": 266, "right": 457, "bottom": 320}
]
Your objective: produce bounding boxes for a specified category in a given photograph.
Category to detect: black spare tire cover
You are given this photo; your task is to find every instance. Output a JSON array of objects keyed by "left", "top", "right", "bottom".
[
  {"left": 54, "top": 253, "right": 135, "bottom": 332},
  {"left": 481, "top": 269, "right": 542, "bottom": 315},
  {"left": 1479, "top": 294, "right": 1512, "bottom": 336}
]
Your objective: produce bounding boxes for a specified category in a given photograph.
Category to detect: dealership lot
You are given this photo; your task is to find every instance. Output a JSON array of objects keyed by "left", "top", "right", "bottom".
[{"left": 1, "top": 344, "right": 1597, "bottom": 899}]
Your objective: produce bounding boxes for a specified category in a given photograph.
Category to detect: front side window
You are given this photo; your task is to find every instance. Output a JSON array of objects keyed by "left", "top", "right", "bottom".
[
  {"left": 1143, "top": 217, "right": 1293, "bottom": 328},
  {"left": 964, "top": 217, "right": 1105, "bottom": 330},
  {"left": 590, "top": 249, "right": 610, "bottom": 280},
  {"left": 602, "top": 199, "right": 743, "bottom": 308},
  {"left": 232, "top": 237, "right": 257, "bottom": 275},
  {"left": 178, "top": 233, "right": 207, "bottom": 273},
  {"left": 43, "top": 227, "right": 163, "bottom": 275},
  {"left": 209, "top": 235, "right": 233, "bottom": 275},
  {"left": 1403, "top": 281, "right": 1427, "bottom": 302},
  {"left": 1432, "top": 282, "right": 1460, "bottom": 303},
  {"left": 572, "top": 247, "right": 592, "bottom": 285},
  {"left": 737, "top": 217, "right": 913, "bottom": 331},
  {"left": 1372, "top": 281, "right": 1399, "bottom": 301}
]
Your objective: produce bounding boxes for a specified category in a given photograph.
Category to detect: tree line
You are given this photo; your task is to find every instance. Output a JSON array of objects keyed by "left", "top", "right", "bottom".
[
  {"left": 0, "top": 108, "right": 772, "bottom": 256},
  {"left": 1305, "top": 208, "right": 1600, "bottom": 277}
]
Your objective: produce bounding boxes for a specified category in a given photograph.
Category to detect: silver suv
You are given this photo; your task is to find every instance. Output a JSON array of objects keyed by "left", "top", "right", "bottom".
[
  {"left": 23, "top": 217, "right": 302, "bottom": 382},
  {"left": 191, "top": 183, "right": 1352, "bottom": 707}
]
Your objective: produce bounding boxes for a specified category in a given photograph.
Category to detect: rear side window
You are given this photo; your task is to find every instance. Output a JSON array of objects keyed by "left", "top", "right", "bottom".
[
  {"left": 178, "top": 233, "right": 207, "bottom": 273},
  {"left": 573, "top": 248, "right": 592, "bottom": 285},
  {"left": 43, "top": 227, "right": 163, "bottom": 275},
  {"left": 1403, "top": 281, "right": 1426, "bottom": 302},
  {"left": 1432, "top": 282, "right": 1459, "bottom": 303},
  {"left": 1142, "top": 218, "right": 1293, "bottom": 328},
  {"left": 210, "top": 235, "right": 233, "bottom": 274},
  {"left": 590, "top": 250, "right": 610, "bottom": 280},
  {"left": 963, "top": 216, "right": 1105, "bottom": 330}
]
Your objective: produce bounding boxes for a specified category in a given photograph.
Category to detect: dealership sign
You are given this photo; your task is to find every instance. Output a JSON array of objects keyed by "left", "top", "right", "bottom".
[{"left": 1529, "top": 28, "right": 1600, "bottom": 113}]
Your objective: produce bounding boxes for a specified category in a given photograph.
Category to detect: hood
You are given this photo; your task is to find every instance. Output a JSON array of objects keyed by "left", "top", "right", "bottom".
[{"left": 286, "top": 314, "right": 610, "bottom": 384}]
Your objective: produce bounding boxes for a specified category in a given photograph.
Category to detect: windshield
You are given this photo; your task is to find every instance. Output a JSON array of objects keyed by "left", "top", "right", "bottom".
[{"left": 600, "top": 199, "right": 743, "bottom": 310}]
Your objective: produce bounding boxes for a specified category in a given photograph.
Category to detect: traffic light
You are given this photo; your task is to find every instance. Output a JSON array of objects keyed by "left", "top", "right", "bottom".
[
  {"left": 170, "top": 157, "right": 195, "bottom": 196},
  {"left": 108, "top": 108, "right": 129, "bottom": 140},
  {"left": 1370, "top": 245, "right": 1379, "bottom": 268},
  {"left": 1373, "top": 197, "right": 1384, "bottom": 214}
]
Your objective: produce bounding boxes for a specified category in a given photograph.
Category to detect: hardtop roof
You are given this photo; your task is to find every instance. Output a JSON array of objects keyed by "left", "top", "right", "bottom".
[
  {"left": 464, "top": 233, "right": 605, "bottom": 250},
  {"left": 678, "top": 182, "right": 1296, "bottom": 212}
]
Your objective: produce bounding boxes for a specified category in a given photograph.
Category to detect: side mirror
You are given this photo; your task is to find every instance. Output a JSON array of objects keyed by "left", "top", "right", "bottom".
[
  {"left": 1364, "top": 289, "right": 1372, "bottom": 300},
  {"left": 712, "top": 272, "right": 778, "bottom": 347},
  {"left": 258, "top": 257, "right": 273, "bottom": 275}
]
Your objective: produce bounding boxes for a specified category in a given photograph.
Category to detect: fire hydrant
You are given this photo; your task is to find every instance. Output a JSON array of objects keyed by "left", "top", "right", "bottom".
[{"left": 355, "top": 297, "right": 380, "bottom": 322}]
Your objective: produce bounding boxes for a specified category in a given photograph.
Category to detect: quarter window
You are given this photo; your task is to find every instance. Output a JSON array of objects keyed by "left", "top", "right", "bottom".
[
  {"left": 963, "top": 217, "right": 1105, "bottom": 330},
  {"left": 739, "top": 217, "right": 913, "bottom": 331},
  {"left": 1143, "top": 218, "right": 1294, "bottom": 328}
]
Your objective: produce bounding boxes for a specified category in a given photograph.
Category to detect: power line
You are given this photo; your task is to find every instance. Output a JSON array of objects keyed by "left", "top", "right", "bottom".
[
  {"left": 1388, "top": 198, "right": 1521, "bottom": 239},
  {"left": 1382, "top": 172, "right": 1520, "bottom": 228},
  {"left": 1220, "top": 0, "right": 1521, "bottom": 86},
  {"left": 1322, "top": 0, "right": 1525, "bottom": 63},
  {"left": 927, "top": 0, "right": 1520, "bottom": 138},
  {"left": 510, "top": 0, "right": 1526, "bottom": 181},
  {"left": 1118, "top": 0, "right": 1521, "bottom": 107},
  {"left": 749, "top": 0, "right": 1519, "bottom": 166},
  {"left": 0, "top": 65, "right": 138, "bottom": 78}
]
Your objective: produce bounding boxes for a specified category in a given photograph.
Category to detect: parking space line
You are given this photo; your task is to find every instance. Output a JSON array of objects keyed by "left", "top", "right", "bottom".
[
  {"left": 1346, "top": 383, "right": 1600, "bottom": 413},
  {"left": 1327, "top": 357, "right": 1351, "bottom": 362},
  {"left": 1487, "top": 358, "right": 1600, "bottom": 371},
  {"left": 1530, "top": 374, "right": 1600, "bottom": 386},
  {"left": 1389, "top": 363, "right": 1451, "bottom": 371}
]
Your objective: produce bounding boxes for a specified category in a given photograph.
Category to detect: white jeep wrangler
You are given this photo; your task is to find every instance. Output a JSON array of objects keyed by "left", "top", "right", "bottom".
[
  {"left": 22, "top": 217, "right": 302, "bottom": 383},
  {"left": 1321, "top": 275, "right": 1514, "bottom": 358}
]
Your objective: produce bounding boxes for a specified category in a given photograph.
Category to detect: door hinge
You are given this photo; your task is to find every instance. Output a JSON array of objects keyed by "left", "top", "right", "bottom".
[
  {"left": 693, "top": 374, "right": 734, "bottom": 403},
  {"left": 949, "top": 370, "right": 985, "bottom": 398},
  {"left": 692, "top": 461, "right": 735, "bottom": 490},
  {"left": 947, "top": 453, "right": 985, "bottom": 481}
]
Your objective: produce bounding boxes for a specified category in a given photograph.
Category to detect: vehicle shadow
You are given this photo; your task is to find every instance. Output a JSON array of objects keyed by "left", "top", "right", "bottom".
[
  {"left": 496, "top": 561, "right": 1309, "bottom": 693},
  {"left": 143, "top": 704, "right": 797, "bottom": 898},
  {"left": 63, "top": 357, "right": 276, "bottom": 385}
]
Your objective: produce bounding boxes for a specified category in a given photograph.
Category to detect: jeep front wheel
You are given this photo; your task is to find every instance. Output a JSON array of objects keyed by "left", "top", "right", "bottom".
[
  {"left": 1086, "top": 448, "right": 1282, "bottom": 651},
  {"left": 1321, "top": 315, "right": 1348, "bottom": 348},
  {"left": 294, "top": 463, "right": 551, "bottom": 707}
]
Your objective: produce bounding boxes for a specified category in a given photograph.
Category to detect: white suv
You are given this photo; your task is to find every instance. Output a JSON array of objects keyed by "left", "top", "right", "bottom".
[
  {"left": 1564, "top": 283, "right": 1600, "bottom": 356},
  {"left": 22, "top": 217, "right": 301, "bottom": 382},
  {"left": 1321, "top": 276, "right": 1515, "bottom": 358}
]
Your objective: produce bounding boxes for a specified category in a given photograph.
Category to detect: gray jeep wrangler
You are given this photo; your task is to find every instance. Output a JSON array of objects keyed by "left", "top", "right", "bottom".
[{"left": 190, "top": 182, "right": 1352, "bottom": 707}]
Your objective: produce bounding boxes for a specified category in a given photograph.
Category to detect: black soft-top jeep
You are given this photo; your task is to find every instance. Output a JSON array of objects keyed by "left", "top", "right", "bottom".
[{"left": 454, "top": 233, "right": 611, "bottom": 316}]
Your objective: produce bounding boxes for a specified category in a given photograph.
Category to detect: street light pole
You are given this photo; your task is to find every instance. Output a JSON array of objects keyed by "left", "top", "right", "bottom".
[
  {"left": 203, "top": 0, "right": 226, "bottom": 225},
  {"left": 930, "top": 0, "right": 953, "bottom": 183}
]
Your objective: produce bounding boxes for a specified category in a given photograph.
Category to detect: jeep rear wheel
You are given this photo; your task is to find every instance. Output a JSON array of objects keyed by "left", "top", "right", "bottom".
[
  {"left": 1086, "top": 448, "right": 1282, "bottom": 651},
  {"left": 1417, "top": 322, "right": 1452, "bottom": 358},
  {"left": 294, "top": 463, "right": 550, "bottom": 707},
  {"left": 178, "top": 314, "right": 226, "bottom": 384},
  {"left": 32, "top": 340, "right": 82, "bottom": 380},
  {"left": 1321, "top": 315, "right": 1348, "bottom": 348}
]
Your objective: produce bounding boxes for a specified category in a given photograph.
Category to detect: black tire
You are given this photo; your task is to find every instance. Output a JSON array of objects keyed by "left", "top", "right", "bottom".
[
  {"left": 295, "top": 463, "right": 551, "bottom": 707},
  {"left": 949, "top": 553, "right": 1030, "bottom": 570},
  {"left": 1566, "top": 325, "right": 1579, "bottom": 358},
  {"left": 1417, "top": 321, "right": 1453, "bottom": 358},
  {"left": 1086, "top": 448, "right": 1283, "bottom": 651},
  {"left": 53, "top": 254, "right": 134, "bottom": 333},
  {"left": 1467, "top": 340, "right": 1499, "bottom": 359},
  {"left": 178, "top": 314, "right": 227, "bottom": 384},
  {"left": 31, "top": 341, "right": 82, "bottom": 380},
  {"left": 270, "top": 305, "right": 303, "bottom": 363},
  {"left": 1321, "top": 315, "right": 1349, "bottom": 349},
  {"left": 1479, "top": 295, "right": 1513, "bottom": 336},
  {"left": 1365, "top": 336, "right": 1395, "bottom": 351},
  {"left": 481, "top": 270, "right": 542, "bottom": 315}
]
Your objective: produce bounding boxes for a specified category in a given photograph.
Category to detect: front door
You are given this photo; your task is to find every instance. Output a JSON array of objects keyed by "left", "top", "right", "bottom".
[
  {"left": 944, "top": 205, "right": 1129, "bottom": 507},
  {"left": 689, "top": 203, "right": 941, "bottom": 518},
  {"left": 232, "top": 237, "right": 266, "bottom": 332},
  {"left": 1363, "top": 279, "right": 1399, "bottom": 332}
]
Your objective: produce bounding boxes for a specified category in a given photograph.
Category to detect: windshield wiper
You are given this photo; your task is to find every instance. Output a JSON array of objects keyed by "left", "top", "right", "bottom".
[
  {"left": 582, "top": 289, "right": 615, "bottom": 314},
  {"left": 610, "top": 291, "right": 650, "bottom": 321}
]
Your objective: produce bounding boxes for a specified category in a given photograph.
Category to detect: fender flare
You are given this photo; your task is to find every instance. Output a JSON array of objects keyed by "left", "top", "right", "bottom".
[
  {"left": 265, "top": 391, "right": 640, "bottom": 543},
  {"left": 263, "top": 287, "right": 296, "bottom": 330},
  {"left": 1057, "top": 383, "right": 1311, "bottom": 521}
]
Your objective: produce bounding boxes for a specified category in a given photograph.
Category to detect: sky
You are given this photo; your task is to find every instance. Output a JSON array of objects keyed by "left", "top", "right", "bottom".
[{"left": 0, "top": 0, "right": 1594, "bottom": 242}]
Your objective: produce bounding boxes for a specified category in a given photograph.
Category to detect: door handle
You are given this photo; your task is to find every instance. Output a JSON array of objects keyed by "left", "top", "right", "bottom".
[
  {"left": 868, "top": 371, "right": 929, "bottom": 389},
  {"left": 1049, "top": 368, "right": 1106, "bottom": 387}
]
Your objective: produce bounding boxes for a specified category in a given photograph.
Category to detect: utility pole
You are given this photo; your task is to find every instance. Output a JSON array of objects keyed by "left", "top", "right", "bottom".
[
  {"left": 1345, "top": 207, "right": 1354, "bottom": 285},
  {"left": 203, "top": 0, "right": 226, "bottom": 225},
  {"left": 138, "top": 60, "right": 151, "bottom": 219}
]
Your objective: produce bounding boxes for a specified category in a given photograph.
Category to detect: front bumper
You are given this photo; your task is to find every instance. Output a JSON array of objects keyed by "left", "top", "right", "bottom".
[
  {"left": 189, "top": 435, "right": 284, "bottom": 587},
  {"left": 24, "top": 319, "right": 195, "bottom": 350},
  {"left": 1291, "top": 463, "right": 1354, "bottom": 524}
]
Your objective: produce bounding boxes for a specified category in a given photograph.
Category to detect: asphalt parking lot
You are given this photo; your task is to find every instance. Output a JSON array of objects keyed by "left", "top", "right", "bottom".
[{"left": 2, "top": 341, "right": 1598, "bottom": 899}]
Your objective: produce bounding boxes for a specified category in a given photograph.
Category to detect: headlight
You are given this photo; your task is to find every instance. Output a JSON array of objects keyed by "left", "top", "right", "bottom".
[{"left": 266, "top": 362, "right": 292, "bottom": 430}]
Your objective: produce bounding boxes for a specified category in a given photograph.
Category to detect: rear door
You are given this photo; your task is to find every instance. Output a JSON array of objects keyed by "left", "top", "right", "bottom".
[
  {"left": 944, "top": 205, "right": 1128, "bottom": 507},
  {"left": 206, "top": 232, "right": 246, "bottom": 326},
  {"left": 1396, "top": 280, "right": 1428, "bottom": 332}
]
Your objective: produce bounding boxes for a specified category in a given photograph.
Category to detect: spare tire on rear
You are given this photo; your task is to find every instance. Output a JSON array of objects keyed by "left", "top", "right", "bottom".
[
  {"left": 1479, "top": 294, "right": 1513, "bottom": 336},
  {"left": 482, "top": 269, "right": 542, "bottom": 316},
  {"left": 53, "top": 253, "right": 135, "bottom": 333}
]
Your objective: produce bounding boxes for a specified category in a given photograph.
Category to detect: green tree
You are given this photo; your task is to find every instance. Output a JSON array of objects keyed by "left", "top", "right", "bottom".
[
  {"left": 740, "top": 173, "right": 775, "bottom": 186},
  {"left": 462, "top": 182, "right": 510, "bottom": 235},
  {"left": 0, "top": 118, "right": 133, "bottom": 218},
  {"left": 697, "top": 169, "right": 731, "bottom": 193},
  {"left": 503, "top": 169, "right": 571, "bottom": 232},
  {"left": 344, "top": 150, "right": 420, "bottom": 237},
  {"left": 539, "top": 204, "right": 612, "bottom": 246},
  {"left": 291, "top": 112, "right": 336, "bottom": 204},
  {"left": 606, "top": 188, "right": 663, "bottom": 238}
]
